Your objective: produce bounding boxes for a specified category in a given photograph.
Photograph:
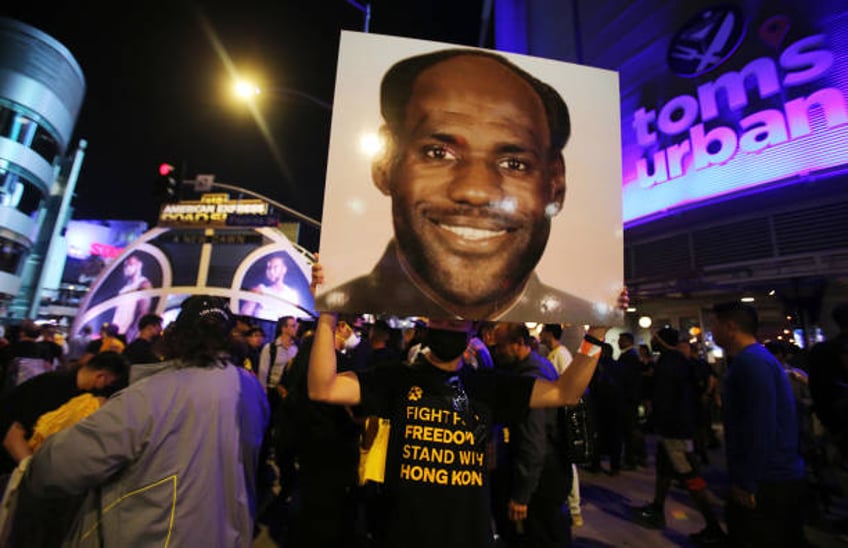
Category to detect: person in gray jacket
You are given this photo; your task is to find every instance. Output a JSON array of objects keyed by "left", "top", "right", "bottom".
[{"left": 20, "top": 295, "right": 269, "bottom": 547}]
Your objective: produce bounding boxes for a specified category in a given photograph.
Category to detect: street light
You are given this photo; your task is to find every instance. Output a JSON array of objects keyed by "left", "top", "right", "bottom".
[
  {"left": 231, "top": 78, "right": 332, "bottom": 111},
  {"left": 233, "top": 80, "right": 260, "bottom": 99}
]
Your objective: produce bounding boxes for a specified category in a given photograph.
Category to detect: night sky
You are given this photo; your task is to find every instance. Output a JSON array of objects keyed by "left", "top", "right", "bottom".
[{"left": 4, "top": 1, "right": 488, "bottom": 231}]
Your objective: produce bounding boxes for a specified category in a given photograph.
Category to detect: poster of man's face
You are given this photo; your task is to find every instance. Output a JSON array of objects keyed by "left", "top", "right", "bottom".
[
  {"left": 316, "top": 32, "right": 622, "bottom": 324},
  {"left": 238, "top": 251, "right": 312, "bottom": 321},
  {"left": 83, "top": 250, "right": 162, "bottom": 340}
]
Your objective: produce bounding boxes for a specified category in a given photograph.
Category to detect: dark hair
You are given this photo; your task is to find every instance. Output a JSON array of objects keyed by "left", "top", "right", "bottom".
[
  {"left": 162, "top": 295, "right": 233, "bottom": 368},
  {"left": 245, "top": 327, "right": 264, "bottom": 337},
  {"left": 501, "top": 323, "right": 532, "bottom": 346},
  {"left": 424, "top": 329, "right": 469, "bottom": 362},
  {"left": 138, "top": 314, "right": 162, "bottom": 331},
  {"left": 370, "top": 319, "right": 392, "bottom": 344},
  {"left": 476, "top": 321, "right": 496, "bottom": 338},
  {"left": 275, "top": 315, "right": 295, "bottom": 337},
  {"left": 619, "top": 332, "right": 635, "bottom": 345},
  {"left": 765, "top": 340, "right": 789, "bottom": 358},
  {"left": 655, "top": 327, "right": 680, "bottom": 349},
  {"left": 713, "top": 301, "right": 758, "bottom": 336},
  {"left": 102, "top": 323, "right": 119, "bottom": 337},
  {"left": 85, "top": 351, "right": 130, "bottom": 394},
  {"left": 541, "top": 323, "right": 563, "bottom": 340},
  {"left": 21, "top": 321, "right": 41, "bottom": 339},
  {"left": 381, "top": 49, "right": 571, "bottom": 154}
]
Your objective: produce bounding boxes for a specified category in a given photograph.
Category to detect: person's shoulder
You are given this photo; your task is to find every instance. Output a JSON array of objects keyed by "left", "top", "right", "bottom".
[
  {"left": 357, "top": 362, "right": 415, "bottom": 406},
  {"left": 234, "top": 364, "right": 264, "bottom": 389},
  {"left": 21, "top": 369, "right": 70, "bottom": 388},
  {"left": 124, "top": 338, "right": 142, "bottom": 350},
  {"left": 738, "top": 343, "right": 775, "bottom": 365},
  {"left": 531, "top": 352, "right": 558, "bottom": 381},
  {"left": 85, "top": 339, "right": 102, "bottom": 353},
  {"left": 619, "top": 348, "right": 640, "bottom": 363}
]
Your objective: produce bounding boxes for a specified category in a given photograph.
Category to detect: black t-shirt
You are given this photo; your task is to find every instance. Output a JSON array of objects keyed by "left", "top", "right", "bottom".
[
  {"left": 84, "top": 338, "right": 102, "bottom": 355},
  {"left": 1, "top": 340, "right": 50, "bottom": 387},
  {"left": 123, "top": 338, "right": 159, "bottom": 365},
  {"left": 0, "top": 369, "right": 81, "bottom": 473},
  {"left": 652, "top": 350, "right": 696, "bottom": 438},
  {"left": 356, "top": 358, "right": 534, "bottom": 548}
]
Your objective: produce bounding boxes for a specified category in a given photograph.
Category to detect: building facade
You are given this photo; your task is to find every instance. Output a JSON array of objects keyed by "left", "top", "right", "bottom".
[{"left": 0, "top": 17, "right": 86, "bottom": 320}]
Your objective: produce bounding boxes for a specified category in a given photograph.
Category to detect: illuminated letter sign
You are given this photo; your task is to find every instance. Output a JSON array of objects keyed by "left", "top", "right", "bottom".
[
  {"left": 158, "top": 194, "right": 273, "bottom": 227},
  {"left": 623, "top": 31, "right": 848, "bottom": 225}
]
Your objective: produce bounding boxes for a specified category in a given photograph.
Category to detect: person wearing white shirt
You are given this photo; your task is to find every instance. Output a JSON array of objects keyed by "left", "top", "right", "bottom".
[
  {"left": 258, "top": 316, "right": 299, "bottom": 393},
  {"left": 541, "top": 323, "right": 582, "bottom": 527}
]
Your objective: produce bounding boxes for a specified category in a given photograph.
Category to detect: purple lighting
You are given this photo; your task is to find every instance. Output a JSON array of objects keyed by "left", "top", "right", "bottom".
[{"left": 622, "top": 31, "right": 848, "bottom": 226}]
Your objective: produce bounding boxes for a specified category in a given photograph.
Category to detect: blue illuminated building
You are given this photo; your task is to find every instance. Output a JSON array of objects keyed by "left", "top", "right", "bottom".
[
  {"left": 495, "top": 0, "right": 848, "bottom": 342},
  {"left": 0, "top": 18, "right": 86, "bottom": 321}
]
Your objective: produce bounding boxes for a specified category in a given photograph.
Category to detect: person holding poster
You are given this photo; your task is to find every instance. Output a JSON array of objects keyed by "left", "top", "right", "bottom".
[
  {"left": 310, "top": 256, "right": 627, "bottom": 546},
  {"left": 308, "top": 308, "right": 610, "bottom": 548},
  {"left": 316, "top": 35, "right": 622, "bottom": 325}
]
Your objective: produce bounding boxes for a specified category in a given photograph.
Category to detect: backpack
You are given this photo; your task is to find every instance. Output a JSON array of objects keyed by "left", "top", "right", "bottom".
[{"left": 557, "top": 397, "right": 595, "bottom": 465}]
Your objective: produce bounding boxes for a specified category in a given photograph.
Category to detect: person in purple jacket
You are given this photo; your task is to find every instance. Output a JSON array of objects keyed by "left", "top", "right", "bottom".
[{"left": 711, "top": 301, "right": 806, "bottom": 548}]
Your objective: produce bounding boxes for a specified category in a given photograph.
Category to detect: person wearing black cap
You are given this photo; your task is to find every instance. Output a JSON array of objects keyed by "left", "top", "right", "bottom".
[
  {"left": 20, "top": 295, "right": 269, "bottom": 547},
  {"left": 633, "top": 326, "right": 724, "bottom": 544}
]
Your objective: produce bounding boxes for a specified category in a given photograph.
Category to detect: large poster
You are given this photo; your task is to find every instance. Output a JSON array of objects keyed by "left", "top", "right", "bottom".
[{"left": 316, "top": 32, "right": 623, "bottom": 324}]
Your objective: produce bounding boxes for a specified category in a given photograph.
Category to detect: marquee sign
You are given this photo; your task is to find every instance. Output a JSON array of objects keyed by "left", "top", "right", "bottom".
[{"left": 158, "top": 193, "right": 278, "bottom": 227}]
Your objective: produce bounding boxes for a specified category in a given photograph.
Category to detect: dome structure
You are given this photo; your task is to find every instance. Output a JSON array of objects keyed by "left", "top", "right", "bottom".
[{"left": 72, "top": 224, "right": 315, "bottom": 339}]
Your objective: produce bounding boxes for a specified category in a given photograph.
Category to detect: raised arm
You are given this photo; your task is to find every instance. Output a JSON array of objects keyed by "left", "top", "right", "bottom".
[
  {"left": 307, "top": 313, "right": 362, "bottom": 405},
  {"left": 529, "top": 329, "right": 604, "bottom": 407},
  {"left": 530, "top": 280, "right": 630, "bottom": 408},
  {"left": 307, "top": 257, "right": 362, "bottom": 405},
  {"left": 529, "top": 288, "right": 629, "bottom": 407}
]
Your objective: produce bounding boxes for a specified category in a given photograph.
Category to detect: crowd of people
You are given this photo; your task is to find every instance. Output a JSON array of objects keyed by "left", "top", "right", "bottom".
[
  {"left": 0, "top": 283, "right": 839, "bottom": 548},
  {"left": 0, "top": 296, "right": 844, "bottom": 546}
]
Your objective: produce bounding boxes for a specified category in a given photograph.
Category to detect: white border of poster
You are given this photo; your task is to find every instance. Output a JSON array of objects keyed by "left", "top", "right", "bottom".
[{"left": 317, "top": 31, "right": 622, "bottom": 324}]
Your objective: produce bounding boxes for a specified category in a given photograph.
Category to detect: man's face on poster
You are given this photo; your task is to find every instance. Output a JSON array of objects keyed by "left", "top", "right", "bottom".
[
  {"left": 374, "top": 55, "right": 565, "bottom": 310},
  {"left": 123, "top": 256, "right": 141, "bottom": 278},
  {"left": 266, "top": 257, "right": 286, "bottom": 284}
]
